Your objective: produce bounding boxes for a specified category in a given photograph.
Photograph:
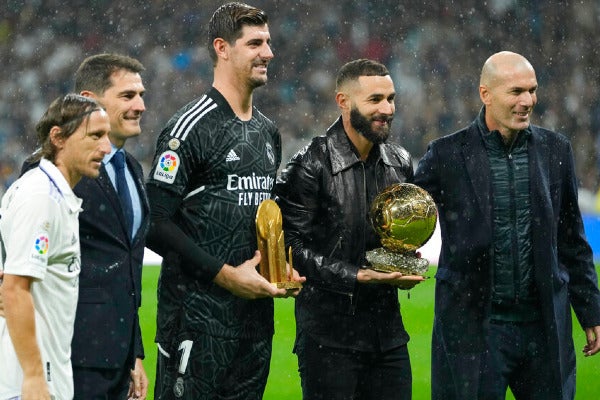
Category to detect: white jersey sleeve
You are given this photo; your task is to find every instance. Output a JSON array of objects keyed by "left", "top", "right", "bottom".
[{"left": 1, "top": 189, "right": 56, "bottom": 281}]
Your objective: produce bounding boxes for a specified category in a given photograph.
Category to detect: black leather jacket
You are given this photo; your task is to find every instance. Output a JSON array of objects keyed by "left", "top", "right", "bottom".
[{"left": 274, "top": 117, "right": 414, "bottom": 351}]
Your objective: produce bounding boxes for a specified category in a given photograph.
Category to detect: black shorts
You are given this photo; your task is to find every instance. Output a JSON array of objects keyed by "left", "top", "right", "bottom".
[{"left": 155, "top": 331, "right": 272, "bottom": 400}]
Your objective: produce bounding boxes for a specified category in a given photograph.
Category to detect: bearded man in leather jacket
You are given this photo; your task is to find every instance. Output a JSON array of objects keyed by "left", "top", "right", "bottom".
[{"left": 274, "top": 59, "right": 426, "bottom": 400}]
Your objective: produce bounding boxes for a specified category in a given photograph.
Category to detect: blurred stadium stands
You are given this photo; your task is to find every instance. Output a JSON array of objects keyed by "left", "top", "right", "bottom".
[{"left": 3, "top": 1, "right": 600, "bottom": 258}]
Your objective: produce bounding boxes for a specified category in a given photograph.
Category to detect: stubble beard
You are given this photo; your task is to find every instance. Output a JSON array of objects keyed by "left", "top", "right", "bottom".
[{"left": 248, "top": 76, "right": 267, "bottom": 90}]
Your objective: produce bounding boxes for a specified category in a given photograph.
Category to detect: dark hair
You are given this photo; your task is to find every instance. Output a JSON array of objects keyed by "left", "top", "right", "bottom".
[
  {"left": 336, "top": 59, "right": 390, "bottom": 91},
  {"left": 74, "top": 53, "right": 145, "bottom": 94},
  {"left": 35, "top": 94, "right": 102, "bottom": 162},
  {"left": 207, "top": 2, "right": 268, "bottom": 65}
]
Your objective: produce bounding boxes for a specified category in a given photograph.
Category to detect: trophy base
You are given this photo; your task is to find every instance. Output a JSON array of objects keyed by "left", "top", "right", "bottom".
[
  {"left": 273, "top": 281, "right": 303, "bottom": 290},
  {"left": 365, "top": 247, "right": 429, "bottom": 275}
]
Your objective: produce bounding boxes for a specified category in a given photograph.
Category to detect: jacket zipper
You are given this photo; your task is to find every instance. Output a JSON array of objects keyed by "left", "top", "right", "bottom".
[
  {"left": 324, "top": 235, "right": 355, "bottom": 308},
  {"left": 506, "top": 141, "right": 519, "bottom": 304},
  {"left": 360, "top": 162, "right": 367, "bottom": 256},
  {"left": 328, "top": 236, "right": 343, "bottom": 258}
]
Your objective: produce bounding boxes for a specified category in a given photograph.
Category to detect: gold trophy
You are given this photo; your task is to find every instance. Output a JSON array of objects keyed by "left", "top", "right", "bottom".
[
  {"left": 256, "top": 199, "right": 303, "bottom": 289},
  {"left": 366, "top": 183, "right": 437, "bottom": 276}
]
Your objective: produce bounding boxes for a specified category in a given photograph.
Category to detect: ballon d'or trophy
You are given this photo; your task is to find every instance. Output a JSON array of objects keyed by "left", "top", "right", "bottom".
[
  {"left": 256, "top": 199, "right": 303, "bottom": 289},
  {"left": 366, "top": 183, "right": 437, "bottom": 276}
]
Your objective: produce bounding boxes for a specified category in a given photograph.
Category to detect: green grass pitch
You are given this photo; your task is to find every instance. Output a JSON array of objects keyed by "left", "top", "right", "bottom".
[{"left": 140, "top": 265, "right": 600, "bottom": 399}]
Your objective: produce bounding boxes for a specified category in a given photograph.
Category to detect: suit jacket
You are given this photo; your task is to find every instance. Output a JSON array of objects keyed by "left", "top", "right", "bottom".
[
  {"left": 413, "top": 110, "right": 600, "bottom": 398},
  {"left": 71, "top": 151, "right": 150, "bottom": 370}
]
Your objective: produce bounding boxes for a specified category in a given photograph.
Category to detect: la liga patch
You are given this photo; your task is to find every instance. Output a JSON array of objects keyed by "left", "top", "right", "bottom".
[
  {"left": 30, "top": 233, "right": 49, "bottom": 264},
  {"left": 153, "top": 150, "right": 180, "bottom": 184}
]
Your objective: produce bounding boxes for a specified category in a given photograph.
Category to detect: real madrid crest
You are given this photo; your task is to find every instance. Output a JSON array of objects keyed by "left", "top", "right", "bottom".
[
  {"left": 168, "top": 138, "right": 181, "bottom": 151},
  {"left": 173, "top": 376, "right": 184, "bottom": 398},
  {"left": 265, "top": 142, "right": 275, "bottom": 165}
]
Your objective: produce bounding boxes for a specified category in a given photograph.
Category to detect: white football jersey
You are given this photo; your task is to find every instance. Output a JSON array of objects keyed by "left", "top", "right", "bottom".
[{"left": 0, "top": 158, "right": 82, "bottom": 400}]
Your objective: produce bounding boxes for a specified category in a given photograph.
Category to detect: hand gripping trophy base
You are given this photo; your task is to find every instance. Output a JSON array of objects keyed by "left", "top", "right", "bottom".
[
  {"left": 366, "top": 247, "right": 429, "bottom": 276},
  {"left": 274, "top": 280, "right": 304, "bottom": 290}
]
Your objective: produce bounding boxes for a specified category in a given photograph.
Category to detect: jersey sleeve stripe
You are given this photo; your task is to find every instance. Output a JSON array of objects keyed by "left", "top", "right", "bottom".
[
  {"left": 170, "top": 95, "right": 214, "bottom": 140},
  {"left": 183, "top": 185, "right": 206, "bottom": 201},
  {"left": 180, "top": 103, "right": 218, "bottom": 141}
]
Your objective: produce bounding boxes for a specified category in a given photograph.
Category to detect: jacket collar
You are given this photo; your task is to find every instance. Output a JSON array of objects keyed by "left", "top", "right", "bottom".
[
  {"left": 326, "top": 116, "right": 403, "bottom": 174},
  {"left": 475, "top": 106, "right": 532, "bottom": 143}
]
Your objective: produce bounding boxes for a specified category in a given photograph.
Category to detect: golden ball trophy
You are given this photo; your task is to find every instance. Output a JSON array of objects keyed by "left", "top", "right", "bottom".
[
  {"left": 366, "top": 183, "right": 437, "bottom": 276},
  {"left": 256, "top": 199, "right": 303, "bottom": 289}
]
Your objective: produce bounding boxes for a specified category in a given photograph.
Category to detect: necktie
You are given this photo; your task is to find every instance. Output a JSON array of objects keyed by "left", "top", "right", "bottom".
[{"left": 110, "top": 151, "right": 134, "bottom": 237}]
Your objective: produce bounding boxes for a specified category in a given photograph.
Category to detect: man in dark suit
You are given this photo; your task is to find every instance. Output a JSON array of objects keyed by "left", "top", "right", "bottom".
[
  {"left": 414, "top": 51, "right": 600, "bottom": 399},
  {"left": 69, "top": 53, "right": 149, "bottom": 400}
]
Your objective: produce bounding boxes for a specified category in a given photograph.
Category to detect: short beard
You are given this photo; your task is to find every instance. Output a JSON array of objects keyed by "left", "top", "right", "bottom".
[{"left": 350, "top": 107, "right": 391, "bottom": 144}]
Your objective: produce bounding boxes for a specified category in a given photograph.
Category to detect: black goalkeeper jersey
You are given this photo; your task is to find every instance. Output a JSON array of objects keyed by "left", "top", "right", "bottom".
[{"left": 148, "top": 87, "right": 281, "bottom": 340}]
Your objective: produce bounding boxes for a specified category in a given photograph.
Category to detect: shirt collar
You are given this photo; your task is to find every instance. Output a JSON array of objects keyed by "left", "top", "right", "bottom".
[
  {"left": 38, "top": 158, "right": 82, "bottom": 212},
  {"left": 103, "top": 144, "right": 124, "bottom": 165}
]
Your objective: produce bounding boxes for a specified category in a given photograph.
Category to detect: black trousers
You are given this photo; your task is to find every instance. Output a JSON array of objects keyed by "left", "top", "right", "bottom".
[
  {"left": 432, "top": 319, "right": 570, "bottom": 400},
  {"left": 482, "top": 319, "right": 564, "bottom": 399},
  {"left": 73, "top": 364, "right": 131, "bottom": 400},
  {"left": 295, "top": 331, "right": 412, "bottom": 400}
]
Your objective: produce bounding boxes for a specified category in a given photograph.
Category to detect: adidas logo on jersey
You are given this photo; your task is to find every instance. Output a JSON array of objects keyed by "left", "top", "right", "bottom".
[{"left": 226, "top": 149, "right": 240, "bottom": 162}]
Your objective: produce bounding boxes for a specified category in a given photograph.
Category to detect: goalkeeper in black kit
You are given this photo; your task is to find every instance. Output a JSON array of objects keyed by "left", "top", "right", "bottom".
[{"left": 145, "top": 3, "right": 304, "bottom": 400}]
